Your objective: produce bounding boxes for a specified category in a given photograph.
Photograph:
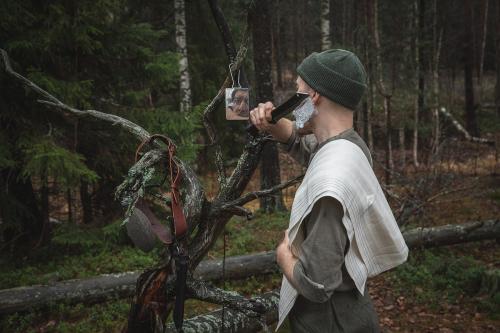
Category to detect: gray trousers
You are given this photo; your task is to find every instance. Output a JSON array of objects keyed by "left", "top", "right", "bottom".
[{"left": 288, "top": 287, "right": 381, "bottom": 333}]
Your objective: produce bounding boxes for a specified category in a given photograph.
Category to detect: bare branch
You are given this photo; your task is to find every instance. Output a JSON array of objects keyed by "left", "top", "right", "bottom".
[
  {"left": 223, "top": 205, "right": 254, "bottom": 219},
  {"left": 220, "top": 174, "right": 303, "bottom": 211},
  {"left": 1, "top": 49, "right": 151, "bottom": 142}
]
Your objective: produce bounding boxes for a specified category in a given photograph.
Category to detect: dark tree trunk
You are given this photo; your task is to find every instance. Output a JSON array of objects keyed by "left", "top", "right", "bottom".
[
  {"left": 38, "top": 173, "right": 51, "bottom": 246},
  {"left": 292, "top": 0, "right": 300, "bottom": 67},
  {"left": 207, "top": 0, "right": 248, "bottom": 88},
  {"left": 66, "top": 189, "right": 73, "bottom": 223},
  {"left": 273, "top": 0, "right": 283, "bottom": 88},
  {"left": 418, "top": 0, "right": 426, "bottom": 123},
  {"left": 463, "top": 0, "right": 479, "bottom": 136},
  {"left": 279, "top": 3, "right": 288, "bottom": 82},
  {"left": 80, "top": 178, "right": 93, "bottom": 224},
  {"left": 476, "top": 0, "right": 489, "bottom": 105},
  {"left": 496, "top": 0, "right": 500, "bottom": 117},
  {"left": 251, "top": 0, "right": 286, "bottom": 213},
  {"left": 0, "top": 168, "right": 43, "bottom": 245}
]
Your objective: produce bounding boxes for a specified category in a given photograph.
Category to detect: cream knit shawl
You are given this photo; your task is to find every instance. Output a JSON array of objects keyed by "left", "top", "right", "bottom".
[{"left": 276, "top": 139, "right": 408, "bottom": 330}]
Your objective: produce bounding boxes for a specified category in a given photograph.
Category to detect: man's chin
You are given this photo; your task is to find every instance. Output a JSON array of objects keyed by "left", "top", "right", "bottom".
[{"left": 297, "top": 122, "right": 314, "bottom": 136}]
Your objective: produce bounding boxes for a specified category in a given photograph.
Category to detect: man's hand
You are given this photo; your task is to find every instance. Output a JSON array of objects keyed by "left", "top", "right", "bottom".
[
  {"left": 249, "top": 102, "right": 274, "bottom": 132},
  {"left": 276, "top": 230, "right": 298, "bottom": 284}
]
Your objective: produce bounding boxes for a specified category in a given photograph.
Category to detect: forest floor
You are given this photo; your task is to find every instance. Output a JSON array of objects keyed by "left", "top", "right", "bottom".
[{"left": 1, "top": 146, "right": 499, "bottom": 332}]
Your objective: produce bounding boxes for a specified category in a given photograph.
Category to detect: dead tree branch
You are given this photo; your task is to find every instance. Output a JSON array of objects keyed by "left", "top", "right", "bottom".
[
  {"left": 220, "top": 174, "right": 303, "bottom": 212},
  {"left": 202, "top": 34, "right": 249, "bottom": 188},
  {"left": 439, "top": 107, "right": 495, "bottom": 145}
]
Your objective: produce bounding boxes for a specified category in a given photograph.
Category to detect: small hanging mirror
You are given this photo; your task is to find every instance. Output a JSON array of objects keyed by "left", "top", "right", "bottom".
[
  {"left": 225, "top": 64, "right": 249, "bottom": 120},
  {"left": 225, "top": 87, "right": 249, "bottom": 120}
]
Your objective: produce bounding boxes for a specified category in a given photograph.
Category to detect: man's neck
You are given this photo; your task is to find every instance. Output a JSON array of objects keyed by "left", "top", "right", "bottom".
[{"left": 312, "top": 106, "right": 354, "bottom": 144}]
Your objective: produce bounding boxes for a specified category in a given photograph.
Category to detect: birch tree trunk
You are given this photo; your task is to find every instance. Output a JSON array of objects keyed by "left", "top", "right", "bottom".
[
  {"left": 175, "top": 0, "right": 191, "bottom": 113},
  {"left": 320, "top": 0, "right": 332, "bottom": 50},
  {"left": 368, "top": 0, "right": 393, "bottom": 183}
]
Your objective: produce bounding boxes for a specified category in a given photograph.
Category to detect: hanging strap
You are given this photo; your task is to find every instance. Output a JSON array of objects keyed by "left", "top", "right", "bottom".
[
  {"left": 134, "top": 134, "right": 188, "bottom": 239},
  {"left": 135, "top": 134, "right": 189, "bottom": 332}
]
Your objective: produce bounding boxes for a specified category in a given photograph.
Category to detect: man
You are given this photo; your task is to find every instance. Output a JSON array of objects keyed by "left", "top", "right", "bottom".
[{"left": 249, "top": 49, "right": 408, "bottom": 332}]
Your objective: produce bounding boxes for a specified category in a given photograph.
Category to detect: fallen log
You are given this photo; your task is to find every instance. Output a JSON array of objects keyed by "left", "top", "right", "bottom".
[
  {"left": 0, "top": 220, "right": 498, "bottom": 315},
  {"left": 0, "top": 251, "right": 277, "bottom": 315},
  {"left": 403, "top": 219, "right": 500, "bottom": 248},
  {"left": 438, "top": 107, "right": 495, "bottom": 145},
  {"left": 164, "top": 290, "right": 279, "bottom": 333}
]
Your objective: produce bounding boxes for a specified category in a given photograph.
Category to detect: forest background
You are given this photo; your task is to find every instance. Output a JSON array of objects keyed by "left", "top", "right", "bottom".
[{"left": 0, "top": 0, "right": 499, "bottom": 332}]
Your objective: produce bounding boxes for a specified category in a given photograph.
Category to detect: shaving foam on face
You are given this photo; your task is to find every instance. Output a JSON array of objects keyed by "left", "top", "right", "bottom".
[{"left": 292, "top": 97, "right": 315, "bottom": 129}]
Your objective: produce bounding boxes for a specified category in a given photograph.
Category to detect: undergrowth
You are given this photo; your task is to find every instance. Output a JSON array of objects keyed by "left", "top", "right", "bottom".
[
  {"left": 391, "top": 248, "right": 500, "bottom": 319},
  {"left": 0, "top": 220, "right": 159, "bottom": 289},
  {"left": 1, "top": 212, "right": 498, "bottom": 332}
]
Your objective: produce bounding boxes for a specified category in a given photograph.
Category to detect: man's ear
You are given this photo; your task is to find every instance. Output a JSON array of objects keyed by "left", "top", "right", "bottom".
[{"left": 311, "top": 91, "right": 321, "bottom": 105}]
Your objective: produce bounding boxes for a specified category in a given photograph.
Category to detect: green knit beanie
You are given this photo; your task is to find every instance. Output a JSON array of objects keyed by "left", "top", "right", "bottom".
[{"left": 297, "top": 49, "right": 367, "bottom": 110}]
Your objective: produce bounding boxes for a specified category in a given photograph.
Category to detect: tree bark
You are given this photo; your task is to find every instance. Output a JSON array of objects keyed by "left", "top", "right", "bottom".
[
  {"left": 250, "top": 0, "right": 286, "bottom": 213},
  {"left": 175, "top": 0, "right": 192, "bottom": 112},
  {"left": 321, "top": 0, "right": 332, "bottom": 50},
  {"left": 164, "top": 291, "right": 278, "bottom": 333}
]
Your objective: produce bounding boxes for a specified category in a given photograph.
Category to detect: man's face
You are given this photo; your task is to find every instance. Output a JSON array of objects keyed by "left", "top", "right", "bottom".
[
  {"left": 294, "top": 76, "right": 317, "bottom": 131},
  {"left": 233, "top": 90, "right": 249, "bottom": 116},
  {"left": 296, "top": 76, "right": 313, "bottom": 96}
]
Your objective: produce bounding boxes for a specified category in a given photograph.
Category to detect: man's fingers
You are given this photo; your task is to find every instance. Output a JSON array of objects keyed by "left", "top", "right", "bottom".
[
  {"left": 249, "top": 110, "right": 257, "bottom": 126},
  {"left": 250, "top": 101, "right": 274, "bottom": 131},
  {"left": 264, "top": 102, "right": 274, "bottom": 121},
  {"left": 250, "top": 107, "right": 261, "bottom": 127}
]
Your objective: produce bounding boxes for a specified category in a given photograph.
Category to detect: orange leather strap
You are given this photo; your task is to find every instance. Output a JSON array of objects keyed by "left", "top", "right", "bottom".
[{"left": 135, "top": 135, "right": 188, "bottom": 240}]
